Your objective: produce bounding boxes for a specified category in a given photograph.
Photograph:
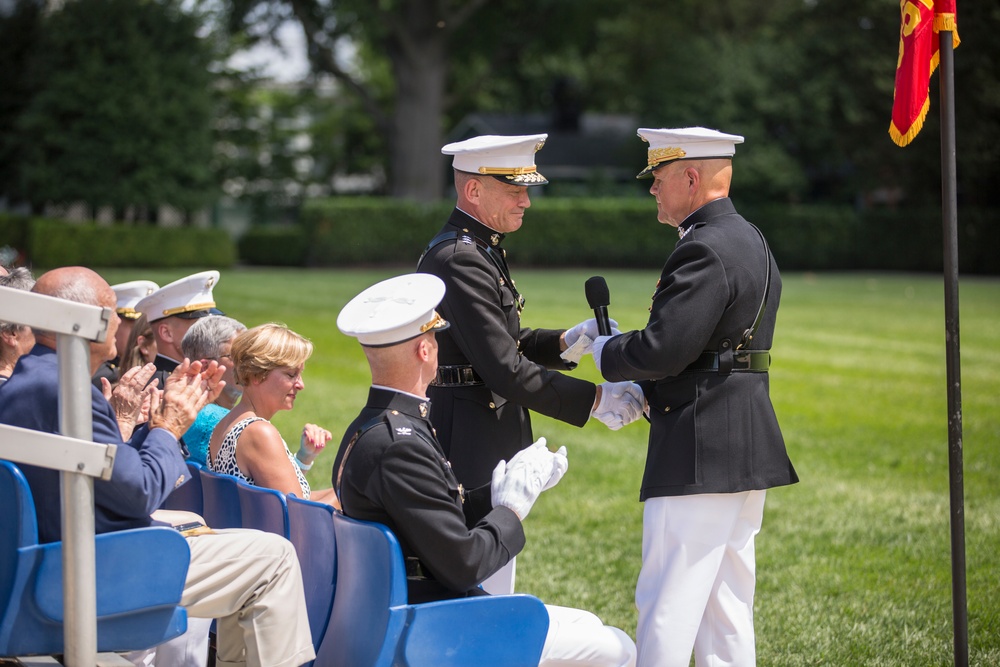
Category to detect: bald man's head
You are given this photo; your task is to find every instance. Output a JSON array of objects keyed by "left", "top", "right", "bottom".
[{"left": 32, "top": 267, "right": 120, "bottom": 369}]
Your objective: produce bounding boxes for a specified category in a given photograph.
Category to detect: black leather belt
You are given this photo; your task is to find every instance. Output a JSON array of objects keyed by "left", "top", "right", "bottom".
[
  {"left": 683, "top": 350, "right": 770, "bottom": 373},
  {"left": 432, "top": 364, "right": 484, "bottom": 387},
  {"left": 405, "top": 557, "right": 434, "bottom": 580}
]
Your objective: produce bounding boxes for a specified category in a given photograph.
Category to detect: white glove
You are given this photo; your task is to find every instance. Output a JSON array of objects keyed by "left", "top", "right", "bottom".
[
  {"left": 563, "top": 318, "right": 621, "bottom": 349},
  {"left": 542, "top": 445, "right": 569, "bottom": 492},
  {"left": 491, "top": 438, "right": 558, "bottom": 519},
  {"left": 591, "top": 335, "right": 613, "bottom": 373},
  {"left": 592, "top": 381, "right": 645, "bottom": 430}
]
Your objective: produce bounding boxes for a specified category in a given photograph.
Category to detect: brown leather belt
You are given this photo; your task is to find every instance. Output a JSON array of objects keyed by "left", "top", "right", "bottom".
[
  {"left": 683, "top": 350, "right": 770, "bottom": 373},
  {"left": 432, "top": 364, "right": 484, "bottom": 387}
]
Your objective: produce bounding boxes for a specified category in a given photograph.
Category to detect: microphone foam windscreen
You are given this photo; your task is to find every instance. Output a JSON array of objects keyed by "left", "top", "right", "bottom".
[{"left": 585, "top": 276, "right": 610, "bottom": 308}]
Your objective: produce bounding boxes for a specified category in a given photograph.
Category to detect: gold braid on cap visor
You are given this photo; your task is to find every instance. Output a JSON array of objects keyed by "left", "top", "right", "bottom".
[
  {"left": 647, "top": 147, "right": 687, "bottom": 166},
  {"left": 420, "top": 311, "right": 447, "bottom": 333},
  {"left": 478, "top": 165, "right": 537, "bottom": 176},
  {"left": 161, "top": 301, "right": 216, "bottom": 317}
]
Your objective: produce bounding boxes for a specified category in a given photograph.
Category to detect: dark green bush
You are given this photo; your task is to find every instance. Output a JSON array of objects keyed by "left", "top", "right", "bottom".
[
  {"left": 294, "top": 197, "right": 999, "bottom": 274},
  {"left": 4, "top": 216, "right": 236, "bottom": 268},
  {"left": 292, "top": 197, "right": 1000, "bottom": 273},
  {"left": 238, "top": 226, "right": 309, "bottom": 266}
]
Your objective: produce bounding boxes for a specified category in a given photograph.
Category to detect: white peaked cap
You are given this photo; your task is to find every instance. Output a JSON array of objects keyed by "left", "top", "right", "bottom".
[
  {"left": 337, "top": 273, "right": 450, "bottom": 347},
  {"left": 111, "top": 280, "right": 159, "bottom": 319},
  {"left": 636, "top": 127, "right": 745, "bottom": 178},
  {"left": 135, "top": 270, "right": 221, "bottom": 322},
  {"left": 442, "top": 134, "right": 549, "bottom": 185}
]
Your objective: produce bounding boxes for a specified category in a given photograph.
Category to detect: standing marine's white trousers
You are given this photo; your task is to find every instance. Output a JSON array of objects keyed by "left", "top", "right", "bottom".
[{"left": 636, "top": 491, "right": 766, "bottom": 667}]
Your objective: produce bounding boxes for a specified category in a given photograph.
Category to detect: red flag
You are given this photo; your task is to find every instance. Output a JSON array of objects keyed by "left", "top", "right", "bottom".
[{"left": 890, "top": 0, "right": 960, "bottom": 147}]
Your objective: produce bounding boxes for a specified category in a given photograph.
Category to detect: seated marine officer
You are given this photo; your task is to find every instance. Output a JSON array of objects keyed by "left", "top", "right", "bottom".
[{"left": 333, "top": 273, "right": 636, "bottom": 667}]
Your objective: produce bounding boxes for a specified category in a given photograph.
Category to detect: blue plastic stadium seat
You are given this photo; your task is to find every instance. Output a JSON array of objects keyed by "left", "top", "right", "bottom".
[
  {"left": 314, "top": 512, "right": 548, "bottom": 667},
  {"left": 160, "top": 461, "right": 205, "bottom": 515},
  {"left": 0, "top": 461, "right": 189, "bottom": 657},
  {"left": 287, "top": 496, "right": 337, "bottom": 663},
  {"left": 199, "top": 468, "right": 242, "bottom": 529},
  {"left": 236, "top": 480, "right": 289, "bottom": 539}
]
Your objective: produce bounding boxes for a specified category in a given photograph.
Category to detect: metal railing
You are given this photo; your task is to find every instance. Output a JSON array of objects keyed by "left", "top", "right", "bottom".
[{"left": 0, "top": 284, "right": 117, "bottom": 667}]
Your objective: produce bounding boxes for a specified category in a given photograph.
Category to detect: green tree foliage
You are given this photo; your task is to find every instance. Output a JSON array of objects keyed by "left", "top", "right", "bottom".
[
  {"left": 12, "top": 0, "right": 216, "bottom": 219},
  {"left": 0, "top": 0, "right": 44, "bottom": 209}
]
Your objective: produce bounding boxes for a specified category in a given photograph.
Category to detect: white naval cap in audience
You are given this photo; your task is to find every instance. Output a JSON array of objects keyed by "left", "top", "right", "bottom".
[
  {"left": 441, "top": 134, "right": 549, "bottom": 186},
  {"left": 135, "top": 270, "right": 223, "bottom": 322},
  {"left": 337, "top": 273, "right": 450, "bottom": 347},
  {"left": 636, "top": 127, "right": 745, "bottom": 178},
  {"left": 110, "top": 280, "right": 158, "bottom": 320}
]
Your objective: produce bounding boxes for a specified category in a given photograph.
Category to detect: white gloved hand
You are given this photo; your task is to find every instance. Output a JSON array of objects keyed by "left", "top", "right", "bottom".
[
  {"left": 491, "top": 438, "right": 557, "bottom": 520},
  {"left": 591, "top": 335, "right": 613, "bottom": 373},
  {"left": 542, "top": 445, "right": 569, "bottom": 492},
  {"left": 563, "top": 318, "right": 621, "bottom": 349},
  {"left": 592, "top": 381, "right": 645, "bottom": 430},
  {"left": 561, "top": 319, "right": 620, "bottom": 365}
]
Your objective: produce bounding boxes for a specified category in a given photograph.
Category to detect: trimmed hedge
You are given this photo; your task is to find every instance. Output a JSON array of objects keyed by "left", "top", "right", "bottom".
[
  {"left": 255, "top": 197, "right": 998, "bottom": 274},
  {"left": 0, "top": 215, "right": 236, "bottom": 269}
]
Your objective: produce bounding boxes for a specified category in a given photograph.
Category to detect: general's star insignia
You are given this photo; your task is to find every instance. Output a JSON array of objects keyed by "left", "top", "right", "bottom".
[
  {"left": 461, "top": 235, "right": 473, "bottom": 245},
  {"left": 395, "top": 427, "right": 413, "bottom": 436}
]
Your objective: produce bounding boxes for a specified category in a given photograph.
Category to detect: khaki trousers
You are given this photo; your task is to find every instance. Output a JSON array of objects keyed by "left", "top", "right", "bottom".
[{"left": 181, "top": 529, "right": 315, "bottom": 667}]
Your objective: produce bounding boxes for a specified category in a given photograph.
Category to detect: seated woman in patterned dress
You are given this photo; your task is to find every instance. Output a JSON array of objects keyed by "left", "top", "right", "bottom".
[{"left": 208, "top": 322, "right": 340, "bottom": 507}]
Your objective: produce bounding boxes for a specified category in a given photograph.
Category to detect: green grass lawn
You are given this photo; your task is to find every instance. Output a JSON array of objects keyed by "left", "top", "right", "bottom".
[{"left": 101, "top": 267, "right": 1000, "bottom": 665}]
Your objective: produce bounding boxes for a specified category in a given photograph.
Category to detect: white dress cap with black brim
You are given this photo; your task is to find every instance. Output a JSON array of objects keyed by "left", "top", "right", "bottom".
[
  {"left": 636, "top": 127, "right": 745, "bottom": 179},
  {"left": 442, "top": 134, "right": 549, "bottom": 186},
  {"left": 337, "top": 273, "right": 450, "bottom": 348},
  {"left": 135, "top": 270, "right": 221, "bottom": 322},
  {"left": 111, "top": 280, "right": 159, "bottom": 320}
]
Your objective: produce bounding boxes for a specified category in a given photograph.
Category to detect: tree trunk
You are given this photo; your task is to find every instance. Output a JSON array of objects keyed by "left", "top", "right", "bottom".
[{"left": 386, "top": 29, "right": 448, "bottom": 201}]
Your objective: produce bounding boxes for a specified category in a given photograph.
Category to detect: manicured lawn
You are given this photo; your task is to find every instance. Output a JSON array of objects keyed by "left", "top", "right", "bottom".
[{"left": 100, "top": 267, "right": 1000, "bottom": 665}]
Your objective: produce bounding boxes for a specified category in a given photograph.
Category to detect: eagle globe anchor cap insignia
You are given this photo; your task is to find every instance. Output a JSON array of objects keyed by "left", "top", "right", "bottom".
[{"left": 441, "top": 133, "right": 550, "bottom": 186}]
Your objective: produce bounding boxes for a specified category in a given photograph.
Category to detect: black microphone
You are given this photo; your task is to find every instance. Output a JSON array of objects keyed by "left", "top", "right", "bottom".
[{"left": 585, "top": 276, "right": 612, "bottom": 336}]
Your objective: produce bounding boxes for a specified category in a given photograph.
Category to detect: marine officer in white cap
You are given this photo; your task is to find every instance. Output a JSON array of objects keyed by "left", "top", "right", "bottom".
[
  {"left": 417, "top": 134, "right": 645, "bottom": 594},
  {"left": 333, "top": 273, "right": 636, "bottom": 667},
  {"left": 136, "top": 270, "right": 223, "bottom": 390},
  {"left": 111, "top": 280, "right": 159, "bottom": 357},
  {"left": 91, "top": 279, "right": 160, "bottom": 388},
  {"left": 591, "top": 127, "right": 798, "bottom": 667}
]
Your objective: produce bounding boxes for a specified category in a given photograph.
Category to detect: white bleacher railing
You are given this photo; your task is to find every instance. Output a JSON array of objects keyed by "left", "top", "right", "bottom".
[{"left": 0, "top": 284, "right": 117, "bottom": 667}]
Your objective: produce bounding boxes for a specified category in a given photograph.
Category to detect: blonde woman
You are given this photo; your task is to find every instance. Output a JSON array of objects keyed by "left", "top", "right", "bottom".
[{"left": 209, "top": 323, "right": 339, "bottom": 506}]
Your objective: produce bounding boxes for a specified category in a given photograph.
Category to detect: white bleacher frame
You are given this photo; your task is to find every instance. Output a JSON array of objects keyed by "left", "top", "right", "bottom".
[{"left": 0, "top": 284, "right": 117, "bottom": 667}]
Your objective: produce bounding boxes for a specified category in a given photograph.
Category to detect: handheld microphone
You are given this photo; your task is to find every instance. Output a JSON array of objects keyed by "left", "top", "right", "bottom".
[{"left": 585, "top": 276, "right": 612, "bottom": 337}]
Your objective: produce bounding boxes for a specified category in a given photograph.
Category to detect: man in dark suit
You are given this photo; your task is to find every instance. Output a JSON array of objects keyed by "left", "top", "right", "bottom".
[
  {"left": 593, "top": 128, "right": 799, "bottom": 667},
  {"left": 0, "top": 266, "right": 315, "bottom": 667},
  {"left": 334, "top": 273, "right": 636, "bottom": 667}
]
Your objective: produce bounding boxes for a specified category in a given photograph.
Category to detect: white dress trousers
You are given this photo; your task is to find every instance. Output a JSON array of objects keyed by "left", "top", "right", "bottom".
[
  {"left": 635, "top": 490, "right": 766, "bottom": 667},
  {"left": 541, "top": 605, "right": 637, "bottom": 667}
]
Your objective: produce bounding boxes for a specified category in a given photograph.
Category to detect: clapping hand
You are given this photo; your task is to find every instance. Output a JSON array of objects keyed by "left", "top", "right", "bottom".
[{"left": 491, "top": 438, "right": 569, "bottom": 519}]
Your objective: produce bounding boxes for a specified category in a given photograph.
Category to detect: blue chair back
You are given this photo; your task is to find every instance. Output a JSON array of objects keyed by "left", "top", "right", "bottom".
[
  {"left": 160, "top": 461, "right": 204, "bottom": 514},
  {"left": 237, "top": 481, "right": 289, "bottom": 538},
  {"left": 316, "top": 511, "right": 408, "bottom": 667},
  {"left": 0, "top": 461, "right": 189, "bottom": 656},
  {"left": 200, "top": 468, "right": 242, "bottom": 529},
  {"left": 287, "top": 496, "right": 336, "bottom": 661},
  {"left": 315, "top": 512, "right": 548, "bottom": 667}
]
